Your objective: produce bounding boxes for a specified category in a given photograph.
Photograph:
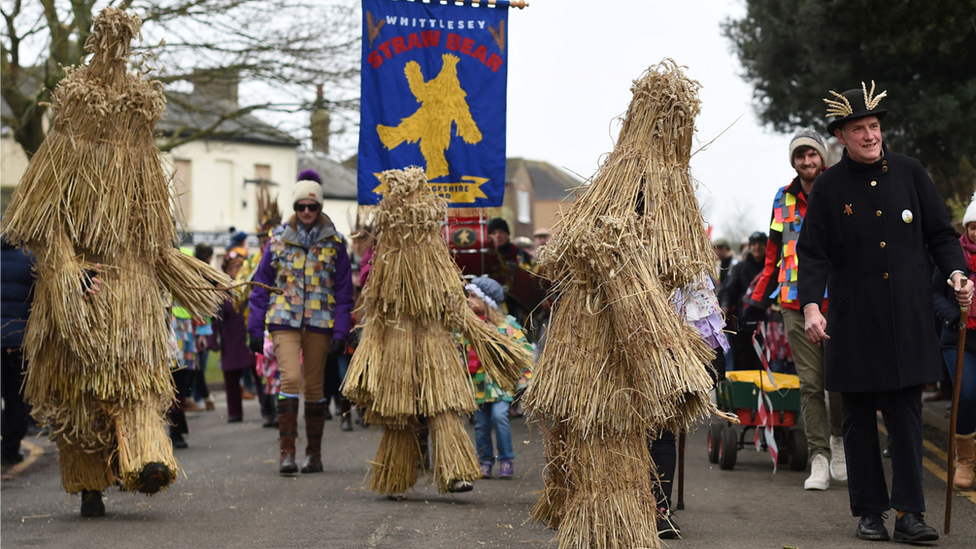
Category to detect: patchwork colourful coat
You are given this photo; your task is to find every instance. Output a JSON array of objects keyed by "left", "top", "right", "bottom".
[{"left": 248, "top": 215, "right": 354, "bottom": 342}]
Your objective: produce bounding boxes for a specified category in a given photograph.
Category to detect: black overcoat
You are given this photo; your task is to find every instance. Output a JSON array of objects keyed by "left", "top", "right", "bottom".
[{"left": 796, "top": 147, "right": 964, "bottom": 393}]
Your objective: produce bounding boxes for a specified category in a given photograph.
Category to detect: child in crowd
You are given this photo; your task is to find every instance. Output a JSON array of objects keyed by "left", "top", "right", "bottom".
[
  {"left": 210, "top": 251, "right": 256, "bottom": 422},
  {"left": 465, "top": 277, "right": 533, "bottom": 479}
]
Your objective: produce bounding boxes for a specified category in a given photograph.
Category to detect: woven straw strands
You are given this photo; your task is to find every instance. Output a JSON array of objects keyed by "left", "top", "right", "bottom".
[
  {"left": 524, "top": 61, "right": 722, "bottom": 549},
  {"left": 1, "top": 8, "right": 230, "bottom": 495},
  {"left": 342, "top": 167, "right": 530, "bottom": 495}
]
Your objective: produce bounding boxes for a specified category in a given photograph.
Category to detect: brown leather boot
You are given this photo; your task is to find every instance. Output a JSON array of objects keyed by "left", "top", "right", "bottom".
[
  {"left": 278, "top": 398, "right": 299, "bottom": 475},
  {"left": 301, "top": 401, "right": 327, "bottom": 473},
  {"left": 955, "top": 433, "right": 975, "bottom": 490}
]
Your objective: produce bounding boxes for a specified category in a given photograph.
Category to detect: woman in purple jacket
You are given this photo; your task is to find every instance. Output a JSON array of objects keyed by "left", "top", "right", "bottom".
[
  {"left": 248, "top": 170, "right": 354, "bottom": 475},
  {"left": 212, "top": 251, "right": 256, "bottom": 423}
]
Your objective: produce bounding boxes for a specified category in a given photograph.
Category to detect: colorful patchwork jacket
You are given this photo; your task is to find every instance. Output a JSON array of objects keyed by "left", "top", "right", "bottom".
[
  {"left": 750, "top": 176, "right": 828, "bottom": 313},
  {"left": 247, "top": 214, "right": 354, "bottom": 341},
  {"left": 467, "top": 314, "right": 533, "bottom": 404}
]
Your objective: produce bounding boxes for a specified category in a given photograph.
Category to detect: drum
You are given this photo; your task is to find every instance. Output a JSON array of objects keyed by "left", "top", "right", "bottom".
[{"left": 443, "top": 216, "right": 490, "bottom": 276}]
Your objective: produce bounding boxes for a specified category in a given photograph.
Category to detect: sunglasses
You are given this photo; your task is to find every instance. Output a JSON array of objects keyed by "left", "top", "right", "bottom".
[{"left": 294, "top": 203, "right": 321, "bottom": 213}]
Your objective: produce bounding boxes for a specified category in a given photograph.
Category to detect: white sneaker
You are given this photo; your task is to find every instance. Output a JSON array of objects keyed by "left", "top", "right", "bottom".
[
  {"left": 804, "top": 454, "right": 830, "bottom": 490},
  {"left": 830, "top": 435, "right": 848, "bottom": 482}
]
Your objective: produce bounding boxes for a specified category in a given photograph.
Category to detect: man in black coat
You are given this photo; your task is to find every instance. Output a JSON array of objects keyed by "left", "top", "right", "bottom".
[{"left": 797, "top": 82, "right": 973, "bottom": 543}]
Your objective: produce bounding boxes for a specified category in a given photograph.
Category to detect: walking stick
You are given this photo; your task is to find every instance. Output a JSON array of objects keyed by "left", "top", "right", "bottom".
[
  {"left": 676, "top": 431, "right": 686, "bottom": 510},
  {"left": 945, "top": 304, "right": 967, "bottom": 535}
]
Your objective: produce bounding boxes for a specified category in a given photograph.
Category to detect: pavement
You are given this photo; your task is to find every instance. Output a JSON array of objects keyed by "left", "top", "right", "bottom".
[{"left": 2, "top": 389, "right": 975, "bottom": 549}]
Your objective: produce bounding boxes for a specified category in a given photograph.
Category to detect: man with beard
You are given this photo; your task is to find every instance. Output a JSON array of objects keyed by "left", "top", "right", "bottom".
[{"left": 746, "top": 129, "right": 845, "bottom": 492}]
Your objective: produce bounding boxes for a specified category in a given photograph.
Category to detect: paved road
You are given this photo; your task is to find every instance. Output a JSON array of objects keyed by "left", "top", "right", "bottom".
[{"left": 2, "top": 392, "right": 974, "bottom": 549}]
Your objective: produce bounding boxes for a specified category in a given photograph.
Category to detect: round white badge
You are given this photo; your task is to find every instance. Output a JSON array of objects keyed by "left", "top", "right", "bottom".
[{"left": 902, "top": 209, "right": 913, "bottom": 223}]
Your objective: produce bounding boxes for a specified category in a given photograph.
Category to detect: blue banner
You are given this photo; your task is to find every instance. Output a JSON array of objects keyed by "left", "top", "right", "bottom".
[{"left": 357, "top": 0, "right": 509, "bottom": 208}]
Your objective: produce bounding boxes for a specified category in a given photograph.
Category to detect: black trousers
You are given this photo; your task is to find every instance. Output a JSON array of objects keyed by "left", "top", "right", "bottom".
[
  {"left": 1, "top": 347, "right": 28, "bottom": 458},
  {"left": 649, "top": 430, "right": 677, "bottom": 512},
  {"left": 841, "top": 384, "right": 925, "bottom": 516}
]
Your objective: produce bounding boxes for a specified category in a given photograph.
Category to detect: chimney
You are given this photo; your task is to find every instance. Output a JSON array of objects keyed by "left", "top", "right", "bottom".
[
  {"left": 191, "top": 68, "right": 239, "bottom": 107},
  {"left": 310, "top": 85, "right": 330, "bottom": 155}
]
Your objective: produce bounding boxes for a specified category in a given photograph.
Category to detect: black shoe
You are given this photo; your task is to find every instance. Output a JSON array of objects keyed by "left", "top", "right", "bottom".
[
  {"left": 448, "top": 480, "right": 473, "bottom": 493},
  {"left": 341, "top": 415, "right": 353, "bottom": 431},
  {"left": 227, "top": 415, "right": 243, "bottom": 423},
  {"left": 171, "top": 432, "right": 188, "bottom": 449},
  {"left": 170, "top": 425, "right": 188, "bottom": 449},
  {"left": 323, "top": 407, "right": 333, "bottom": 421},
  {"left": 1, "top": 448, "right": 26, "bottom": 465},
  {"left": 658, "top": 515, "right": 681, "bottom": 539},
  {"left": 857, "top": 513, "right": 890, "bottom": 541},
  {"left": 80, "top": 490, "right": 105, "bottom": 517},
  {"left": 136, "top": 462, "right": 172, "bottom": 494},
  {"left": 894, "top": 512, "right": 938, "bottom": 543}
]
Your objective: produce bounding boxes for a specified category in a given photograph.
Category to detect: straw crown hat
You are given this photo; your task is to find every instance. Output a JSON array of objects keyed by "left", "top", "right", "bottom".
[{"left": 824, "top": 81, "right": 888, "bottom": 135}]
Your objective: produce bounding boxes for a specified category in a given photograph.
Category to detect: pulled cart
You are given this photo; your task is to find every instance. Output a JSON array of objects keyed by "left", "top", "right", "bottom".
[{"left": 707, "top": 370, "right": 807, "bottom": 472}]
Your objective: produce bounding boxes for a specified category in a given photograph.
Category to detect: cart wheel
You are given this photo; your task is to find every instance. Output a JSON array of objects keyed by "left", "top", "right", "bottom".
[
  {"left": 718, "top": 425, "right": 738, "bottom": 470},
  {"left": 707, "top": 423, "right": 722, "bottom": 464},
  {"left": 774, "top": 426, "right": 790, "bottom": 464},
  {"left": 788, "top": 427, "right": 808, "bottom": 471}
]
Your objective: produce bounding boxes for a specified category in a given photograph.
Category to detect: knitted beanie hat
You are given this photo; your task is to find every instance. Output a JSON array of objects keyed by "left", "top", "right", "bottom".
[
  {"left": 466, "top": 276, "right": 505, "bottom": 311},
  {"left": 789, "top": 128, "right": 827, "bottom": 167},
  {"left": 293, "top": 172, "right": 323, "bottom": 206},
  {"left": 963, "top": 192, "right": 976, "bottom": 227},
  {"left": 487, "top": 217, "right": 510, "bottom": 235}
]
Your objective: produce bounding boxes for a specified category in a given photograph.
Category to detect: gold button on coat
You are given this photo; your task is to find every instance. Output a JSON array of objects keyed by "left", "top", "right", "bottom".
[
  {"left": 883, "top": 273, "right": 889, "bottom": 279},
  {"left": 883, "top": 166, "right": 888, "bottom": 172},
  {"left": 876, "top": 210, "right": 882, "bottom": 216},
  {"left": 871, "top": 181, "right": 877, "bottom": 186},
  {"left": 880, "top": 241, "right": 886, "bottom": 248}
]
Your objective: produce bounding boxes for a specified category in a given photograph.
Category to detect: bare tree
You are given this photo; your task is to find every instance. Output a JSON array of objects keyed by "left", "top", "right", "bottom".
[
  {"left": 1, "top": 0, "right": 359, "bottom": 158},
  {"left": 720, "top": 200, "right": 760, "bottom": 252}
]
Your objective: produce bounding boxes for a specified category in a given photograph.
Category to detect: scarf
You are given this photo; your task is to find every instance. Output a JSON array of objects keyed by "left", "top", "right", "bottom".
[
  {"left": 958, "top": 233, "right": 976, "bottom": 329},
  {"left": 297, "top": 221, "right": 320, "bottom": 250}
]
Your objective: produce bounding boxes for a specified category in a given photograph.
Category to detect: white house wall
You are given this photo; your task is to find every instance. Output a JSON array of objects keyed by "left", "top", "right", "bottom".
[{"left": 163, "top": 140, "right": 297, "bottom": 234}]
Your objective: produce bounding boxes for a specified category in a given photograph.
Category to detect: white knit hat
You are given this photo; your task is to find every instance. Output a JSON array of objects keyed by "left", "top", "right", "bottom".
[
  {"left": 292, "top": 178, "right": 323, "bottom": 206},
  {"left": 789, "top": 128, "right": 827, "bottom": 167},
  {"left": 963, "top": 192, "right": 976, "bottom": 227}
]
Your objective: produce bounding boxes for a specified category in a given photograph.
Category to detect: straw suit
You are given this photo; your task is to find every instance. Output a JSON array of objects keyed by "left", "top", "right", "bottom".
[
  {"left": 0, "top": 9, "right": 232, "bottom": 518},
  {"left": 797, "top": 85, "right": 964, "bottom": 537},
  {"left": 249, "top": 171, "right": 354, "bottom": 475}
]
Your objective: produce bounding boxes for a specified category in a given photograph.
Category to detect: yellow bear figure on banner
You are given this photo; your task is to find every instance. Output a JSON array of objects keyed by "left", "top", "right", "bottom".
[{"left": 378, "top": 53, "right": 482, "bottom": 179}]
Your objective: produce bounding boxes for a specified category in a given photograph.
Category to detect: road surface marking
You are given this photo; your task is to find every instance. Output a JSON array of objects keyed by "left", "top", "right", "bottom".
[
  {"left": 364, "top": 521, "right": 390, "bottom": 548},
  {"left": 1, "top": 440, "right": 43, "bottom": 481},
  {"left": 878, "top": 422, "right": 976, "bottom": 506}
]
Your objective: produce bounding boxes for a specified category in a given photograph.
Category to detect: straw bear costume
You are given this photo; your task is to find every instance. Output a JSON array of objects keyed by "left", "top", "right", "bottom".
[{"left": 0, "top": 8, "right": 230, "bottom": 496}]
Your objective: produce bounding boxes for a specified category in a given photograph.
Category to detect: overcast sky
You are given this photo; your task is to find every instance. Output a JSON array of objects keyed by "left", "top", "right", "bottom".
[{"left": 504, "top": 0, "right": 799, "bottom": 241}]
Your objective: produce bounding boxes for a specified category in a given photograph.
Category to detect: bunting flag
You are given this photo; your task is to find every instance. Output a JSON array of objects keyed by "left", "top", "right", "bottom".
[
  {"left": 751, "top": 321, "right": 780, "bottom": 471},
  {"left": 357, "top": 0, "right": 511, "bottom": 208},
  {"left": 755, "top": 390, "right": 779, "bottom": 472}
]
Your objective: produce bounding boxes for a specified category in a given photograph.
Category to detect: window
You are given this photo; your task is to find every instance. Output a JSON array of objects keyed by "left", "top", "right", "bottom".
[{"left": 517, "top": 190, "right": 531, "bottom": 224}]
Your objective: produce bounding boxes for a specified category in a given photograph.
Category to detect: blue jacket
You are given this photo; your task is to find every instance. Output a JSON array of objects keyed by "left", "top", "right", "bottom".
[{"left": 1, "top": 238, "right": 35, "bottom": 348}]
